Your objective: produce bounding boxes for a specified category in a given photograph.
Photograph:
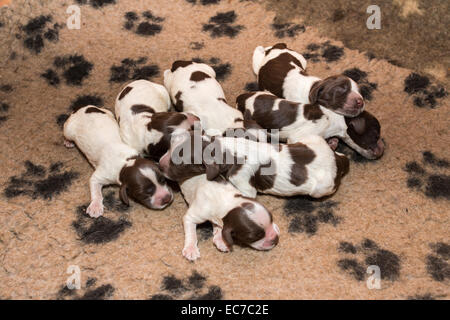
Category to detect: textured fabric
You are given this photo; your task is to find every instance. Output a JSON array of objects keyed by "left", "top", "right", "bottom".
[{"left": 0, "top": 0, "right": 448, "bottom": 300}]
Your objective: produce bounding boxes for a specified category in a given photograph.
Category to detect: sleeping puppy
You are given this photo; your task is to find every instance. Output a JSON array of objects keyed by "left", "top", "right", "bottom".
[
  {"left": 159, "top": 131, "right": 349, "bottom": 199},
  {"left": 237, "top": 91, "right": 384, "bottom": 159},
  {"left": 115, "top": 85, "right": 200, "bottom": 161},
  {"left": 160, "top": 171, "right": 280, "bottom": 261},
  {"left": 252, "top": 43, "right": 364, "bottom": 117},
  {"left": 63, "top": 105, "right": 173, "bottom": 217},
  {"left": 163, "top": 60, "right": 266, "bottom": 140}
]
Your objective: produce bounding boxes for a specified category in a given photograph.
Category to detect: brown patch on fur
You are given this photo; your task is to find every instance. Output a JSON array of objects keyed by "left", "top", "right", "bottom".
[
  {"left": 174, "top": 91, "right": 184, "bottom": 112},
  {"left": 344, "top": 111, "right": 381, "bottom": 151},
  {"left": 308, "top": 75, "right": 351, "bottom": 111},
  {"left": 190, "top": 71, "right": 211, "bottom": 82},
  {"left": 236, "top": 92, "right": 257, "bottom": 114},
  {"left": 265, "top": 42, "right": 288, "bottom": 56},
  {"left": 85, "top": 107, "right": 105, "bottom": 114},
  {"left": 288, "top": 143, "right": 316, "bottom": 186},
  {"left": 171, "top": 60, "right": 193, "bottom": 72},
  {"left": 334, "top": 153, "right": 349, "bottom": 189},
  {"left": 131, "top": 104, "right": 155, "bottom": 114},
  {"left": 250, "top": 94, "right": 298, "bottom": 129},
  {"left": 118, "top": 86, "right": 133, "bottom": 100},
  {"left": 303, "top": 103, "right": 324, "bottom": 121},
  {"left": 250, "top": 162, "right": 276, "bottom": 191}
]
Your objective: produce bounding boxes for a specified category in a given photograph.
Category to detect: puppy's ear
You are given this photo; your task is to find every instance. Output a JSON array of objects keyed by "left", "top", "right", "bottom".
[
  {"left": 348, "top": 117, "right": 366, "bottom": 135},
  {"left": 119, "top": 184, "right": 130, "bottom": 206},
  {"left": 222, "top": 226, "right": 234, "bottom": 250},
  {"left": 205, "top": 163, "right": 220, "bottom": 181},
  {"left": 308, "top": 81, "right": 323, "bottom": 104}
]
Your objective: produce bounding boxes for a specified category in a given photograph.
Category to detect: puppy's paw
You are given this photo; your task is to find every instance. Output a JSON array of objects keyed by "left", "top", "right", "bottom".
[
  {"left": 86, "top": 201, "right": 104, "bottom": 218},
  {"left": 182, "top": 245, "right": 200, "bottom": 261},
  {"left": 64, "top": 139, "right": 75, "bottom": 148},
  {"left": 213, "top": 236, "right": 229, "bottom": 253},
  {"left": 327, "top": 137, "right": 339, "bottom": 151}
]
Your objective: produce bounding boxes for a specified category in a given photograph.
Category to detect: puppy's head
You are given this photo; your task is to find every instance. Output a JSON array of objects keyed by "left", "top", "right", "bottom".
[
  {"left": 222, "top": 199, "right": 280, "bottom": 251},
  {"left": 309, "top": 75, "right": 364, "bottom": 116},
  {"left": 119, "top": 157, "right": 173, "bottom": 209},
  {"left": 344, "top": 111, "right": 384, "bottom": 159}
]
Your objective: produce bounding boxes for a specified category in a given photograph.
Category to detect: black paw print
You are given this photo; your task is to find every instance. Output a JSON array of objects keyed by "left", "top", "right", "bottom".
[
  {"left": 271, "top": 18, "right": 305, "bottom": 38},
  {"left": 284, "top": 197, "right": 340, "bottom": 235},
  {"left": 343, "top": 68, "right": 378, "bottom": 101},
  {"left": 404, "top": 151, "right": 450, "bottom": 200},
  {"left": 303, "top": 41, "right": 344, "bottom": 63},
  {"left": 404, "top": 73, "right": 447, "bottom": 108},
  {"left": 189, "top": 41, "right": 205, "bottom": 50},
  {"left": 186, "top": 0, "right": 221, "bottom": 4},
  {"left": 18, "top": 15, "right": 61, "bottom": 54},
  {"left": 0, "top": 102, "right": 10, "bottom": 125},
  {"left": 150, "top": 271, "right": 223, "bottom": 300},
  {"left": 426, "top": 242, "right": 450, "bottom": 282},
  {"left": 337, "top": 239, "right": 400, "bottom": 281},
  {"left": 4, "top": 161, "right": 79, "bottom": 200},
  {"left": 110, "top": 57, "right": 159, "bottom": 83},
  {"left": 41, "top": 55, "right": 93, "bottom": 86},
  {"left": 56, "top": 94, "right": 105, "bottom": 128},
  {"left": 57, "top": 277, "right": 115, "bottom": 300},
  {"left": 192, "top": 57, "right": 231, "bottom": 81},
  {"left": 202, "top": 11, "right": 244, "bottom": 38},
  {"left": 72, "top": 188, "right": 131, "bottom": 244},
  {"left": 408, "top": 293, "right": 446, "bottom": 300},
  {"left": 244, "top": 81, "right": 259, "bottom": 92},
  {"left": 75, "top": 0, "right": 116, "bottom": 8},
  {"left": 124, "top": 11, "right": 164, "bottom": 37}
]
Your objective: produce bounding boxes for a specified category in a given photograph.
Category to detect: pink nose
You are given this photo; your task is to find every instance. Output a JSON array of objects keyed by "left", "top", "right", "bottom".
[
  {"left": 155, "top": 193, "right": 172, "bottom": 207},
  {"left": 356, "top": 97, "right": 364, "bottom": 108}
]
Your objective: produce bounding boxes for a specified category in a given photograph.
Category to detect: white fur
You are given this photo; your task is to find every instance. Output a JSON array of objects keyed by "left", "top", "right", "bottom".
[
  {"left": 164, "top": 62, "right": 244, "bottom": 135},
  {"left": 63, "top": 106, "right": 139, "bottom": 217},
  {"left": 212, "top": 135, "right": 341, "bottom": 199}
]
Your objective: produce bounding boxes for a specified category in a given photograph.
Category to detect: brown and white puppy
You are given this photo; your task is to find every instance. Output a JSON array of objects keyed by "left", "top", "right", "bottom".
[
  {"left": 159, "top": 132, "right": 349, "bottom": 199},
  {"left": 115, "top": 83, "right": 200, "bottom": 161},
  {"left": 168, "top": 173, "right": 280, "bottom": 261},
  {"left": 63, "top": 106, "right": 173, "bottom": 217},
  {"left": 237, "top": 91, "right": 384, "bottom": 159},
  {"left": 253, "top": 43, "right": 364, "bottom": 117},
  {"left": 163, "top": 60, "right": 266, "bottom": 141}
]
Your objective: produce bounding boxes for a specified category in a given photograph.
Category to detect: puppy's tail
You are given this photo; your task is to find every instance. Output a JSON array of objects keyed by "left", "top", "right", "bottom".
[{"left": 252, "top": 46, "right": 265, "bottom": 75}]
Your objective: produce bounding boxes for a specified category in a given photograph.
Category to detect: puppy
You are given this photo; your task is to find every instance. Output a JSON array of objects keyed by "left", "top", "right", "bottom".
[
  {"left": 252, "top": 43, "right": 364, "bottom": 117},
  {"left": 164, "top": 60, "right": 261, "bottom": 137},
  {"left": 159, "top": 171, "right": 280, "bottom": 261},
  {"left": 63, "top": 105, "right": 173, "bottom": 217},
  {"left": 159, "top": 131, "right": 349, "bottom": 199},
  {"left": 237, "top": 91, "right": 384, "bottom": 159}
]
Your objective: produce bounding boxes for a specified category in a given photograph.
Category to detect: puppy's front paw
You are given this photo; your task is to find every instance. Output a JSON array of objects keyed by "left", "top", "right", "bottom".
[
  {"left": 213, "top": 236, "right": 229, "bottom": 253},
  {"left": 327, "top": 137, "right": 339, "bottom": 151},
  {"left": 64, "top": 139, "right": 75, "bottom": 148},
  {"left": 182, "top": 245, "right": 200, "bottom": 261},
  {"left": 86, "top": 201, "right": 104, "bottom": 218}
]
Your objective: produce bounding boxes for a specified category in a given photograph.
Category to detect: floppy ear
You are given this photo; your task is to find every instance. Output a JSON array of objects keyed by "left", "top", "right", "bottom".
[
  {"left": 348, "top": 117, "right": 366, "bottom": 135},
  {"left": 308, "top": 81, "right": 323, "bottom": 104},
  {"left": 221, "top": 226, "right": 234, "bottom": 250},
  {"left": 205, "top": 163, "right": 221, "bottom": 181},
  {"left": 119, "top": 184, "right": 130, "bottom": 206}
]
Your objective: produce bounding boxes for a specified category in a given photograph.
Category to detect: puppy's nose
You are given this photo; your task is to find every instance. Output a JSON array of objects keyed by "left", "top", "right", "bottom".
[
  {"left": 161, "top": 193, "right": 172, "bottom": 205},
  {"left": 355, "top": 97, "right": 364, "bottom": 108}
]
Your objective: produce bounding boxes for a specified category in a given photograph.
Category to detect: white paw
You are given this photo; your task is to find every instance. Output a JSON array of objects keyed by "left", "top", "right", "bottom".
[
  {"left": 86, "top": 201, "right": 103, "bottom": 218},
  {"left": 182, "top": 245, "right": 200, "bottom": 261},
  {"left": 64, "top": 140, "right": 75, "bottom": 148},
  {"left": 213, "top": 237, "right": 229, "bottom": 253}
]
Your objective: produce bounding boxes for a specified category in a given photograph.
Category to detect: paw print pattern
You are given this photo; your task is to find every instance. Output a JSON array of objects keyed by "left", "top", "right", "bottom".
[
  {"left": 72, "top": 189, "right": 131, "bottom": 244},
  {"left": 244, "top": 82, "right": 259, "bottom": 92},
  {"left": 284, "top": 197, "right": 340, "bottom": 235},
  {"left": 342, "top": 68, "right": 378, "bottom": 101},
  {"left": 124, "top": 11, "right": 164, "bottom": 37},
  {"left": 404, "top": 73, "right": 447, "bottom": 108},
  {"left": 0, "top": 102, "right": 10, "bottom": 125},
  {"left": 192, "top": 57, "right": 231, "bottom": 81},
  {"left": 110, "top": 57, "right": 159, "bottom": 83},
  {"left": 19, "top": 15, "right": 61, "bottom": 54},
  {"left": 56, "top": 94, "right": 105, "bottom": 128},
  {"left": 426, "top": 242, "right": 450, "bottom": 282},
  {"left": 202, "top": 11, "right": 244, "bottom": 38},
  {"left": 408, "top": 293, "right": 446, "bottom": 300},
  {"left": 4, "top": 161, "right": 79, "bottom": 200},
  {"left": 189, "top": 41, "right": 205, "bottom": 50},
  {"left": 337, "top": 239, "right": 401, "bottom": 281},
  {"left": 41, "top": 55, "right": 93, "bottom": 86},
  {"left": 186, "top": 0, "right": 221, "bottom": 4},
  {"left": 57, "top": 277, "right": 115, "bottom": 300},
  {"left": 150, "top": 271, "right": 223, "bottom": 300},
  {"left": 75, "top": 0, "right": 116, "bottom": 8},
  {"left": 303, "top": 41, "right": 344, "bottom": 63},
  {"left": 404, "top": 151, "right": 450, "bottom": 200},
  {"left": 271, "top": 18, "right": 305, "bottom": 38}
]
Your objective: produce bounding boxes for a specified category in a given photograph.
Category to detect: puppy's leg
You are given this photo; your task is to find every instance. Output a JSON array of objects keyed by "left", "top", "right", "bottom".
[
  {"left": 327, "top": 137, "right": 339, "bottom": 151},
  {"left": 86, "top": 174, "right": 104, "bottom": 218},
  {"left": 64, "top": 139, "right": 75, "bottom": 148},
  {"left": 182, "top": 212, "right": 201, "bottom": 261},
  {"left": 213, "top": 225, "right": 229, "bottom": 252},
  {"left": 228, "top": 168, "right": 258, "bottom": 198}
]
